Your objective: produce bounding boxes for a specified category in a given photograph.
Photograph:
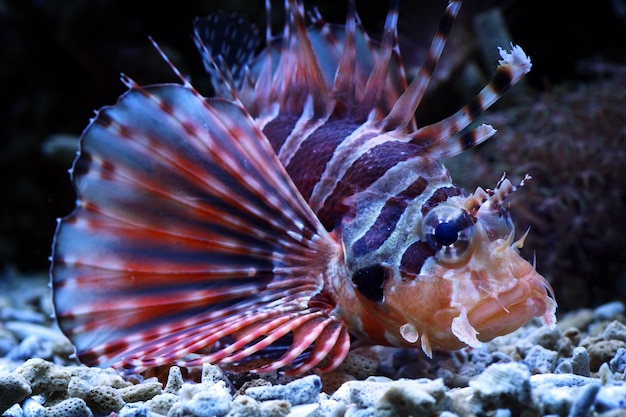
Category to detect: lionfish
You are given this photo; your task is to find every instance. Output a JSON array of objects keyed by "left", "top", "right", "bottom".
[{"left": 51, "top": 0, "right": 556, "bottom": 375}]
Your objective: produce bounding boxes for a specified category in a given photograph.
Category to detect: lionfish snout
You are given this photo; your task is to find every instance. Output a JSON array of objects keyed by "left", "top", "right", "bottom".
[{"left": 382, "top": 175, "right": 556, "bottom": 357}]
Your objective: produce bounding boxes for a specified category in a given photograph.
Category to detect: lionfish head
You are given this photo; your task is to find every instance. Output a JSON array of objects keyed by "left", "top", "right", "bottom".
[
  {"left": 190, "top": 0, "right": 555, "bottom": 360},
  {"left": 385, "top": 175, "right": 556, "bottom": 356}
]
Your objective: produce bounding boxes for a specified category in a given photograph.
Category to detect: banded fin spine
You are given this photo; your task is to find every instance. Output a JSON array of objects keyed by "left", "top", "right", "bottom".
[
  {"left": 383, "top": 0, "right": 462, "bottom": 131},
  {"left": 331, "top": 0, "right": 357, "bottom": 115},
  {"left": 353, "top": 0, "right": 399, "bottom": 119},
  {"left": 412, "top": 44, "right": 532, "bottom": 158}
]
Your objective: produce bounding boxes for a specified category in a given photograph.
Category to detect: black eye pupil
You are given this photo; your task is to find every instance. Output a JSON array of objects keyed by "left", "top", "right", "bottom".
[
  {"left": 434, "top": 221, "right": 460, "bottom": 246},
  {"left": 351, "top": 264, "right": 386, "bottom": 302}
]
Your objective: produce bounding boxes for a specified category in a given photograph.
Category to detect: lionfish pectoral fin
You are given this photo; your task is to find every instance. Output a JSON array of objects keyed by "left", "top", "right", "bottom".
[{"left": 51, "top": 80, "right": 348, "bottom": 373}]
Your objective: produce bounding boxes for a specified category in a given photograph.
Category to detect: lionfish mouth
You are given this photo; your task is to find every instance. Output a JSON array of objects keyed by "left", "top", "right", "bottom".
[{"left": 467, "top": 269, "right": 556, "bottom": 342}]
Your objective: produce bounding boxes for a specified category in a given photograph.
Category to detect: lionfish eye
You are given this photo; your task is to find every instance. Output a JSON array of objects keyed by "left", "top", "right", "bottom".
[
  {"left": 422, "top": 206, "right": 475, "bottom": 264},
  {"left": 434, "top": 221, "right": 460, "bottom": 246}
]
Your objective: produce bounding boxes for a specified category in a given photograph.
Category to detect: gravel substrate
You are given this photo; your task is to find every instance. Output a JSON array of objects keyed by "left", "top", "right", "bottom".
[{"left": 2, "top": 272, "right": 626, "bottom": 417}]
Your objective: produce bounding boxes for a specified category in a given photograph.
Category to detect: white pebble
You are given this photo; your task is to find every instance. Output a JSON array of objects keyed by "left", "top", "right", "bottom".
[{"left": 594, "top": 302, "right": 625, "bottom": 321}]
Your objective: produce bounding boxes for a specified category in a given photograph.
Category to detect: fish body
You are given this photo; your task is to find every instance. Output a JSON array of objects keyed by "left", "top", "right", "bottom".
[{"left": 50, "top": 0, "right": 556, "bottom": 374}]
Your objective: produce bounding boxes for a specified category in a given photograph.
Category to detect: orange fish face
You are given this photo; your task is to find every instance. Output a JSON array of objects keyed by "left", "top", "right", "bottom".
[
  {"left": 379, "top": 181, "right": 556, "bottom": 357},
  {"left": 332, "top": 173, "right": 556, "bottom": 360}
]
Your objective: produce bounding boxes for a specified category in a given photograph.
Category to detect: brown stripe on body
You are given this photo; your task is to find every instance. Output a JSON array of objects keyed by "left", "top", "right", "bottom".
[
  {"left": 316, "top": 140, "right": 420, "bottom": 230},
  {"left": 276, "top": 107, "right": 331, "bottom": 167},
  {"left": 400, "top": 240, "right": 435, "bottom": 276},
  {"left": 420, "top": 186, "right": 462, "bottom": 216},
  {"left": 351, "top": 176, "right": 428, "bottom": 256},
  {"left": 284, "top": 119, "right": 360, "bottom": 201},
  {"left": 262, "top": 113, "right": 300, "bottom": 152}
]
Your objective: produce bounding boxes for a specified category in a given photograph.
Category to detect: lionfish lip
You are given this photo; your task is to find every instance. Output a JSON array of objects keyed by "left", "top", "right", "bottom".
[{"left": 467, "top": 272, "right": 554, "bottom": 341}]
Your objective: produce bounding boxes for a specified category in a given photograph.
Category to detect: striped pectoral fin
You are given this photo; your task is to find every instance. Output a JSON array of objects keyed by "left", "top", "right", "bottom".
[{"left": 51, "top": 81, "right": 346, "bottom": 372}]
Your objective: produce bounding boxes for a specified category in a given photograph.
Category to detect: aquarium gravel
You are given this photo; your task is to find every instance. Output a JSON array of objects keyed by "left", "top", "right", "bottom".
[{"left": 2, "top": 273, "right": 626, "bottom": 417}]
